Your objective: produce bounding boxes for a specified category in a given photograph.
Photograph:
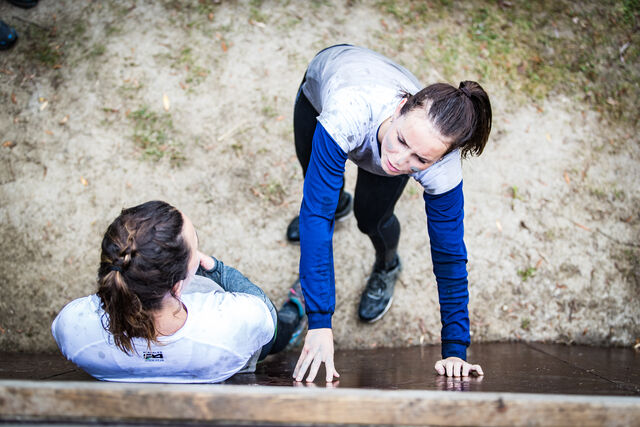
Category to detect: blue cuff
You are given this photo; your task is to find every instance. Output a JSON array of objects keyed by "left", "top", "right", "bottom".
[
  {"left": 307, "top": 312, "right": 332, "bottom": 329},
  {"left": 442, "top": 341, "right": 467, "bottom": 360}
]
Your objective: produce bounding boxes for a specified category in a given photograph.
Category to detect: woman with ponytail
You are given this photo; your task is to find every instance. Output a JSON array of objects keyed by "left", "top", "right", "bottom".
[
  {"left": 52, "top": 201, "right": 304, "bottom": 383},
  {"left": 287, "top": 45, "right": 491, "bottom": 382}
]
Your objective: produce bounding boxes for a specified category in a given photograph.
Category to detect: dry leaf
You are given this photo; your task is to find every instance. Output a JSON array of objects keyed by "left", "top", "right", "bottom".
[
  {"left": 11, "top": 93, "right": 17, "bottom": 104},
  {"left": 53, "top": 64, "right": 62, "bottom": 69},
  {"left": 563, "top": 171, "right": 570, "bottom": 184},
  {"left": 45, "top": 130, "right": 53, "bottom": 135},
  {"left": 574, "top": 222, "right": 591, "bottom": 232},
  {"left": 3, "top": 141, "right": 15, "bottom": 148},
  {"left": 40, "top": 101, "right": 49, "bottom": 111},
  {"left": 535, "top": 259, "right": 543, "bottom": 268},
  {"left": 162, "top": 93, "right": 170, "bottom": 111},
  {"left": 249, "top": 19, "right": 266, "bottom": 28},
  {"left": 80, "top": 176, "right": 88, "bottom": 186},
  {"left": 221, "top": 41, "right": 228, "bottom": 52},
  {"left": 59, "top": 115, "right": 69, "bottom": 125},
  {"left": 275, "top": 115, "right": 285, "bottom": 121},
  {"left": 179, "top": 82, "right": 187, "bottom": 90},
  {"left": 208, "top": 12, "right": 214, "bottom": 21}
]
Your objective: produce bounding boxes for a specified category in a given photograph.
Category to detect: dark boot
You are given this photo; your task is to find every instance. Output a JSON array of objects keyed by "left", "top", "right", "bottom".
[
  {"left": 0, "top": 21, "right": 17, "bottom": 50},
  {"left": 286, "top": 191, "right": 353, "bottom": 242}
]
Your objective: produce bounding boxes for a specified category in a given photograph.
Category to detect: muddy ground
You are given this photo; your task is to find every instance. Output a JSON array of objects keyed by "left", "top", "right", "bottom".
[{"left": 0, "top": 1, "right": 638, "bottom": 355}]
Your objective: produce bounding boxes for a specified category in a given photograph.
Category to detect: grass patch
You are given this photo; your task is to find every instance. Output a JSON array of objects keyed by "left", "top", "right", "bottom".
[
  {"left": 375, "top": 0, "right": 640, "bottom": 129},
  {"left": 129, "top": 106, "right": 185, "bottom": 165},
  {"left": 518, "top": 266, "right": 537, "bottom": 282},
  {"left": 155, "top": 47, "right": 210, "bottom": 88},
  {"left": 22, "top": 25, "right": 64, "bottom": 67}
]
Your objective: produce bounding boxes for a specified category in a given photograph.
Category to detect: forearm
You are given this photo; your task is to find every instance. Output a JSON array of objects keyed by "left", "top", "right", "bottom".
[
  {"left": 299, "top": 122, "right": 348, "bottom": 330},
  {"left": 424, "top": 182, "right": 470, "bottom": 360}
]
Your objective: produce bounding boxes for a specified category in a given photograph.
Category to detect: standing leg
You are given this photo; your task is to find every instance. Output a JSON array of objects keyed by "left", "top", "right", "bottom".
[
  {"left": 353, "top": 167, "right": 409, "bottom": 322},
  {"left": 286, "top": 80, "right": 351, "bottom": 242}
]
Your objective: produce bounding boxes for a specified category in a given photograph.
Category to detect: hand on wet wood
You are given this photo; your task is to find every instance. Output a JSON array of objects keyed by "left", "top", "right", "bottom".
[
  {"left": 434, "top": 357, "right": 484, "bottom": 377},
  {"left": 293, "top": 328, "right": 340, "bottom": 383}
]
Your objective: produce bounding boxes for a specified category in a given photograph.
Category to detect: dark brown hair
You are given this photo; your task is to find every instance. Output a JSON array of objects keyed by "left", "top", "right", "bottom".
[
  {"left": 400, "top": 81, "right": 492, "bottom": 158},
  {"left": 96, "top": 200, "right": 191, "bottom": 354}
]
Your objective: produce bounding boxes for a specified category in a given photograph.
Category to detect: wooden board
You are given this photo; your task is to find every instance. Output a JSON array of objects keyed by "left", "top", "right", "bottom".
[{"left": 1, "top": 380, "right": 639, "bottom": 426}]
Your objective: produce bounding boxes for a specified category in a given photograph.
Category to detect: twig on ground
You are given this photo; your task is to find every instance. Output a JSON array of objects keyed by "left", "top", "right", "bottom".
[{"left": 12, "top": 15, "right": 50, "bottom": 31}]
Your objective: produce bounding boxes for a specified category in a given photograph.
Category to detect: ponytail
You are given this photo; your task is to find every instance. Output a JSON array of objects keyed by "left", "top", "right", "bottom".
[
  {"left": 96, "top": 201, "right": 190, "bottom": 355},
  {"left": 97, "top": 269, "right": 156, "bottom": 355}
]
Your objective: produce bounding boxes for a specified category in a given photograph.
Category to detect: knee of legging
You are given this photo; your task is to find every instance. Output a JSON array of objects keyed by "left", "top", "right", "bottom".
[{"left": 355, "top": 212, "right": 390, "bottom": 236}]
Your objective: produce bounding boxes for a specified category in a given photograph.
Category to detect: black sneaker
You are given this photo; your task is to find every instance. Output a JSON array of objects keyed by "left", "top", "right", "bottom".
[
  {"left": 358, "top": 256, "right": 402, "bottom": 323},
  {"left": 0, "top": 21, "right": 18, "bottom": 51},
  {"left": 286, "top": 191, "right": 353, "bottom": 242},
  {"left": 283, "top": 278, "right": 307, "bottom": 350},
  {"left": 270, "top": 278, "right": 307, "bottom": 353},
  {"left": 7, "top": 0, "right": 38, "bottom": 8}
]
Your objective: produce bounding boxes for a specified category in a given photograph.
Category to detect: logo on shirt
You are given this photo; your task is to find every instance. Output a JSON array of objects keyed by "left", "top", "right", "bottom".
[{"left": 143, "top": 351, "right": 164, "bottom": 362}]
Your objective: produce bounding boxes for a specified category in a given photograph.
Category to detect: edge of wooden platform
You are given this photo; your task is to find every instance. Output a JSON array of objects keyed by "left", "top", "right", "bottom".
[{"left": 1, "top": 380, "right": 639, "bottom": 426}]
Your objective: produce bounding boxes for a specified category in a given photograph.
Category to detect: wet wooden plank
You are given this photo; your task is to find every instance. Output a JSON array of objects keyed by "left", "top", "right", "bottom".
[
  {"left": 526, "top": 342, "right": 640, "bottom": 394},
  {"left": 228, "top": 343, "right": 639, "bottom": 395},
  {"left": 2, "top": 344, "right": 639, "bottom": 395},
  {"left": 0, "top": 352, "right": 92, "bottom": 381},
  {"left": 1, "top": 380, "right": 639, "bottom": 426}
]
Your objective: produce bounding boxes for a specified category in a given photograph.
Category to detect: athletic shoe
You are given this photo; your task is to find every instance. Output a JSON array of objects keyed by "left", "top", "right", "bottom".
[
  {"left": 0, "top": 21, "right": 18, "bottom": 51},
  {"left": 7, "top": 0, "right": 38, "bottom": 8},
  {"left": 358, "top": 255, "right": 402, "bottom": 323},
  {"left": 282, "top": 278, "right": 307, "bottom": 350},
  {"left": 286, "top": 191, "right": 353, "bottom": 242}
]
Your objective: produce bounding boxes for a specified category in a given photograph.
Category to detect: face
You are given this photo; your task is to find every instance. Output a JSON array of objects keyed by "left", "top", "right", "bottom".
[
  {"left": 380, "top": 100, "right": 451, "bottom": 176},
  {"left": 180, "top": 212, "right": 200, "bottom": 288}
]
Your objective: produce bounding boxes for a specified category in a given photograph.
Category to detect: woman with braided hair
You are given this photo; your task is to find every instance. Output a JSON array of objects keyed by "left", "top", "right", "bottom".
[
  {"left": 287, "top": 45, "right": 492, "bottom": 382},
  {"left": 52, "top": 200, "right": 305, "bottom": 383}
]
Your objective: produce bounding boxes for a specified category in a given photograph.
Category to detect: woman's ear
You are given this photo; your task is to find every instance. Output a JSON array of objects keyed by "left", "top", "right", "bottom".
[
  {"left": 172, "top": 280, "right": 184, "bottom": 299},
  {"left": 394, "top": 97, "right": 407, "bottom": 118}
]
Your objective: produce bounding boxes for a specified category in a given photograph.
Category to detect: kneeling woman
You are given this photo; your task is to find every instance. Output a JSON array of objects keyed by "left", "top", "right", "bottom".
[{"left": 52, "top": 200, "right": 303, "bottom": 383}]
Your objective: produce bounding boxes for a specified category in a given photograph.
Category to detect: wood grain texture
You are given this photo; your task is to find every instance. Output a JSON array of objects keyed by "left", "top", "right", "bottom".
[{"left": 1, "top": 380, "right": 639, "bottom": 426}]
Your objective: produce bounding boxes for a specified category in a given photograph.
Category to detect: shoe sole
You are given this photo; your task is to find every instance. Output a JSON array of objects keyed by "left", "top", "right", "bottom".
[{"left": 360, "top": 295, "right": 393, "bottom": 324}]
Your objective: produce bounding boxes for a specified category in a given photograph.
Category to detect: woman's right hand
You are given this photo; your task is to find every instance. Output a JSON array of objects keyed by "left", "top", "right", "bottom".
[{"left": 293, "top": 328, "right": 340, "bottom": 383}]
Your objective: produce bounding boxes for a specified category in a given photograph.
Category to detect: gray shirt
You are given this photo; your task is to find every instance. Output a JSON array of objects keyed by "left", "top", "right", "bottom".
[{"left": 302, "top": 45, "right": 462, "bottom": 195}]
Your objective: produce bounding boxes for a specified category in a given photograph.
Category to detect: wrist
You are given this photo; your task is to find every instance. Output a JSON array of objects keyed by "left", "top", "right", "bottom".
[{"left": 307, "top": 312, "right": 332, "bottom": 329}]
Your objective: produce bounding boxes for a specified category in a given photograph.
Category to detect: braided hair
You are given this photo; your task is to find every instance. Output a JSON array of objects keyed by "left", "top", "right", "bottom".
[{"left": 96, "top": 201, "right": 191, "bottom": 354}]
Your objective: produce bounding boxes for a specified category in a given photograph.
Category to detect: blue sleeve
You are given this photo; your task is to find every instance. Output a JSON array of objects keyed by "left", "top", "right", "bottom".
[
  {"left": 299, "top": 122, "right": 348, "bottom": 329},
  {"left": 424, "top": 181, "right": 470, "bottom": 360}
]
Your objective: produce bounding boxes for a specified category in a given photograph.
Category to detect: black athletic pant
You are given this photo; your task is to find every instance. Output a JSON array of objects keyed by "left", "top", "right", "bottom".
[{"left": 293, "top": 83, "right": 408, "bottom": 271}]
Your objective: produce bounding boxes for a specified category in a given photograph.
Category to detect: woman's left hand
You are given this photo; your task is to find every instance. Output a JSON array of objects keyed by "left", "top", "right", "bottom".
[
  {"left": 197, "top": 251, "right": 215, "bottom": 270},
  {"left": 434, "top": 357, "right": 483, "bottom": 377}
]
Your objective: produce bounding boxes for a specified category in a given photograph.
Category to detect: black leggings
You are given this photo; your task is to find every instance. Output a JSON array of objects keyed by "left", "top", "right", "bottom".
[{"left": 293, "top": 84, "right": 409, "bottom": 270}]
